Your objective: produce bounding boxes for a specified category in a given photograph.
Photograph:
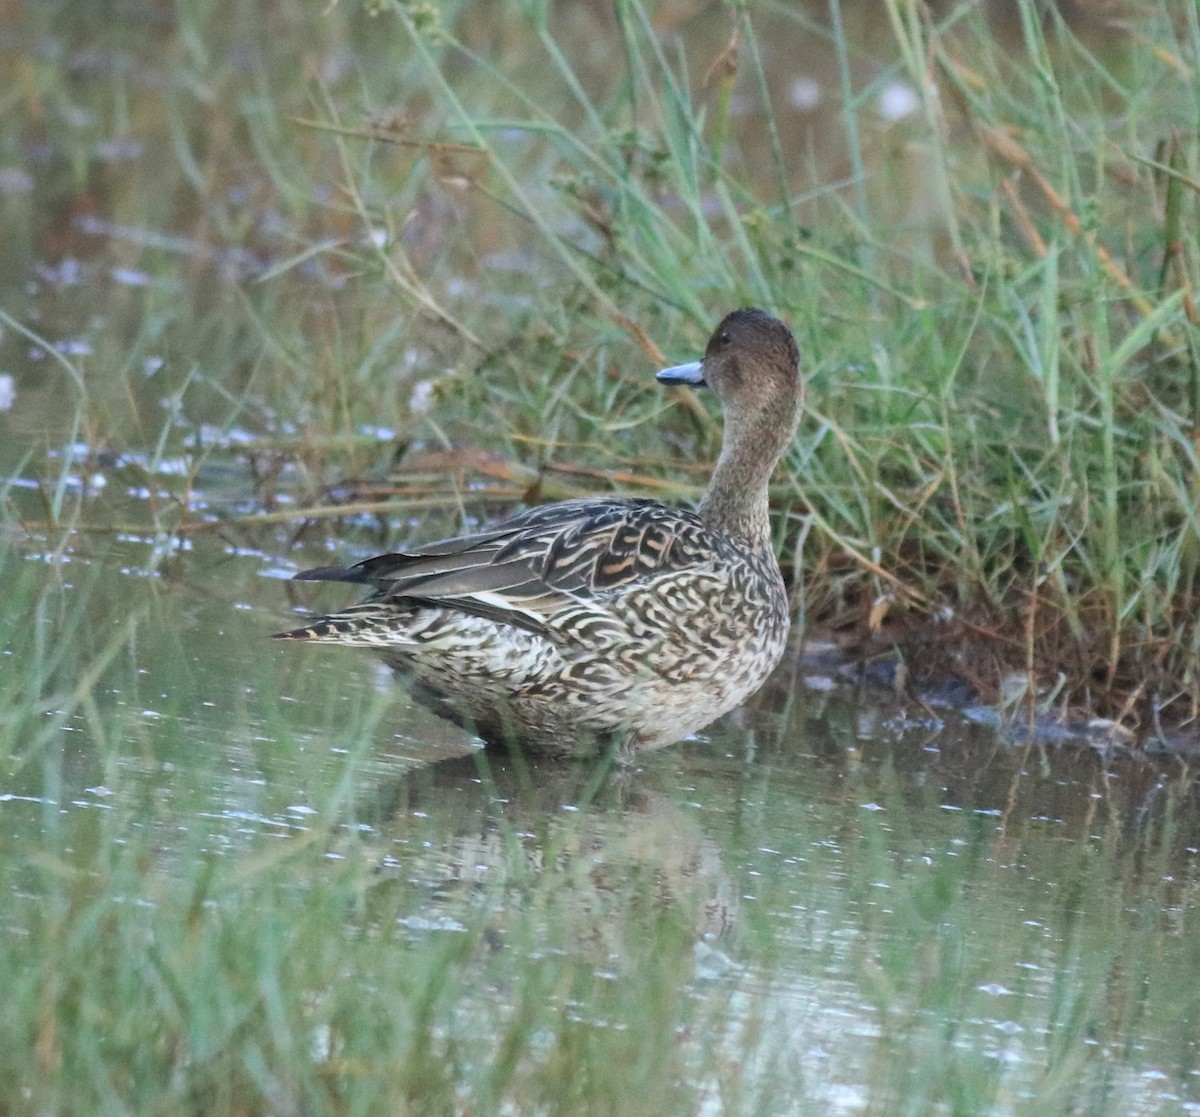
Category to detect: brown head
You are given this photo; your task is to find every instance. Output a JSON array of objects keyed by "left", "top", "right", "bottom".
[{"left": 657, "top": 308, "right": 803, "bottom": 545}]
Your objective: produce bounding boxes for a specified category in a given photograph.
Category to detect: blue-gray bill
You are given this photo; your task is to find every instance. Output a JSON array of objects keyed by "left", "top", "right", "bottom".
[{"left": 655, "top": 359, "right": 705, "bottom": 386}]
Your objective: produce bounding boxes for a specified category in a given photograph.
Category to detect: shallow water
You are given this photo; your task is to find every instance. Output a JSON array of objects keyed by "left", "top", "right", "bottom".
[{"left": 3, "top": 532, "right": 1198, "bottom": 1113}]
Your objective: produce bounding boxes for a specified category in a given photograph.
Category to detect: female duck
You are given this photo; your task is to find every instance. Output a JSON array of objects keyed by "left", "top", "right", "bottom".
[{"left": 275, "top": 308, "right": 803, "bottom": 758}]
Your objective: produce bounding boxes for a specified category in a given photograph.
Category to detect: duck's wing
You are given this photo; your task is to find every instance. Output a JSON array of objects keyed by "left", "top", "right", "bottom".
[{"left": 290, "top": 498, "right": 712, "bottom": 636}]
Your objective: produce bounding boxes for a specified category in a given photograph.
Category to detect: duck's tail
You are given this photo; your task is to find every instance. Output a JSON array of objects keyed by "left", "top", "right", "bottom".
[{"left": 272, "top": 604, "right": 418, "bottom": 648}]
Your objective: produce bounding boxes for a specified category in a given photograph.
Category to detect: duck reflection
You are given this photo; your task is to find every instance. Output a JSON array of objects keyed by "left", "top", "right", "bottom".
[{"left": 348, "top": 749, "right": 738, "bottom": 956}]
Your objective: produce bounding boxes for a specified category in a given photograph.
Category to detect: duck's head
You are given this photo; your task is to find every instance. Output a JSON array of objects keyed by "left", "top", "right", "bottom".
[{"left": 656, "top": 308, "right": 802, "bottom": 431}]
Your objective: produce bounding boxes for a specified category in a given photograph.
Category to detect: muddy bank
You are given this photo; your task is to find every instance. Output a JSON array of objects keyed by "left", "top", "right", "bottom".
[{"left": 798, "top": 610, "right": 1200, "bottom": 760}]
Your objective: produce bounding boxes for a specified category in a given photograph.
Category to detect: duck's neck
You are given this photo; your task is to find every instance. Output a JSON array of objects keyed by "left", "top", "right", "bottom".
[{"left": 698, "top": 408, "right": 796, "bottom": 550}]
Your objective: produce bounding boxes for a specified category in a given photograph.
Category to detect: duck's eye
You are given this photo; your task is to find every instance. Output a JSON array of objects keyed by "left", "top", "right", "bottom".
[{"left": 719, "top": 330, "right": 731, "bottom": 345}]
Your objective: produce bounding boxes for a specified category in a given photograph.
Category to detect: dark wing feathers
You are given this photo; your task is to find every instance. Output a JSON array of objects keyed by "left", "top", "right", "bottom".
[
  {"left": 292, "top": 498, "right": 713, "bottom": 634},
  {"left": 297, "top": 528, "right": 516, "bottom": 586}
]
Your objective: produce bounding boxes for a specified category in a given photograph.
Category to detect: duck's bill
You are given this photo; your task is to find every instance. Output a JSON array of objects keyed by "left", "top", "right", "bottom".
[{"left": 655, "top": 360, "right": 706, "bottom": 386}]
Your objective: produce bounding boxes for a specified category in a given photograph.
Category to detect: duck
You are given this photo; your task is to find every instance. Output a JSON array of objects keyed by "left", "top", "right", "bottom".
[{"left": 274, "top": 308, "right": 804, "bottom": 759}]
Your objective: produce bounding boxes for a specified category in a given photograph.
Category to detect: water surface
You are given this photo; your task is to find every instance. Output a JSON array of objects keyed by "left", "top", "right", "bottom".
[{"left": 2, "top": 537, "right": 1197, "bottom": 1113}]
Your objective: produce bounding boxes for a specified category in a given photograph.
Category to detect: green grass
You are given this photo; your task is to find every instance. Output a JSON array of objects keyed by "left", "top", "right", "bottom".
[
  {"left": 12, "top": 0, "right": 1195, "bottom": 732},
  {"left": 356, "top": 0, "right": 1200, "bottom": 734}
]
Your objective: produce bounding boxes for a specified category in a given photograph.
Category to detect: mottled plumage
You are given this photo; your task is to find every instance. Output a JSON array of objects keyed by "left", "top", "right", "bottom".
[{"left": 275, "top": 308, "right": 804, "bottom": 758}]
